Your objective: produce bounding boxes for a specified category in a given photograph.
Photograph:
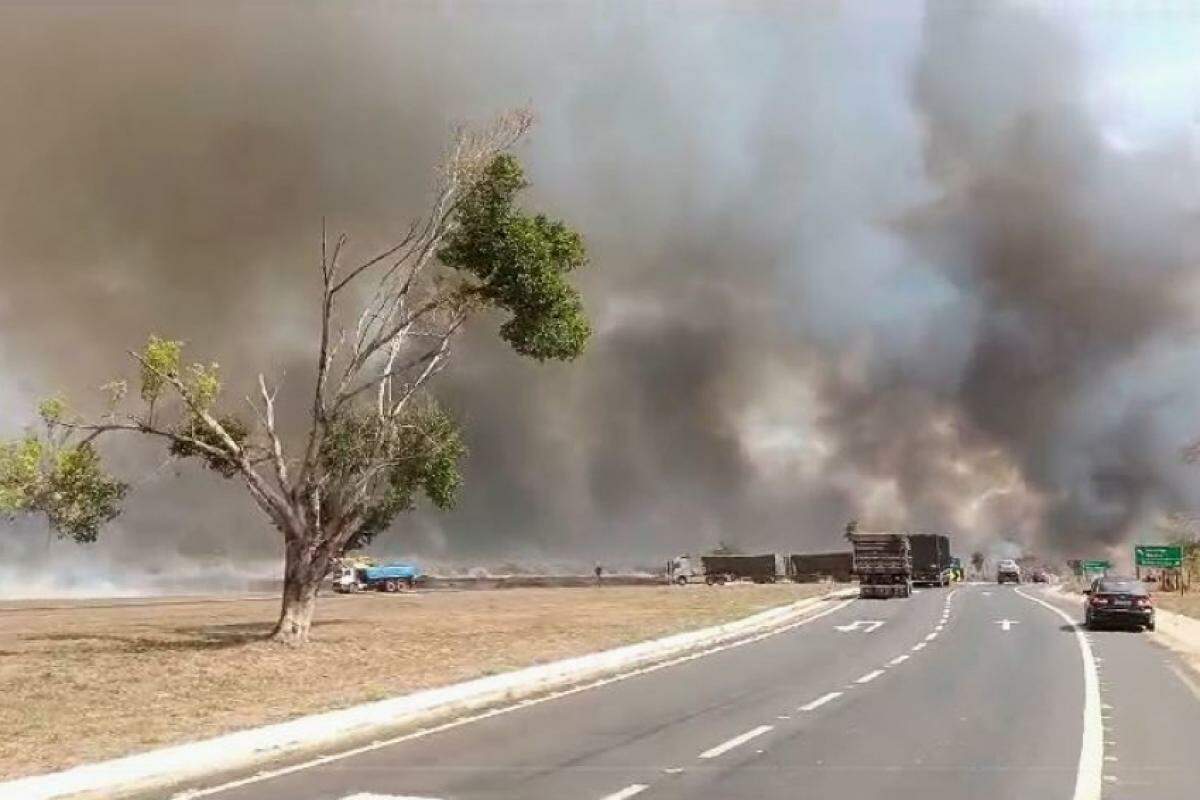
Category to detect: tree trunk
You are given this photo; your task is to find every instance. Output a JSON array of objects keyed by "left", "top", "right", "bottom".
[{"left": 270, "top": 535, "right": 327, "bottom": 646}]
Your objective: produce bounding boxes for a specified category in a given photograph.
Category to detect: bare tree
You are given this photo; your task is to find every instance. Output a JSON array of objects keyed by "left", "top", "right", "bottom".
[{"left": 1, "top": 109, "right": 591, "bottom": 644}]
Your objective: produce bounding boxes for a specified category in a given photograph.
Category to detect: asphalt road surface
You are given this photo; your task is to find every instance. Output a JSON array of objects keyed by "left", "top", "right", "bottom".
[{"left": 170, "top": 584, "right": 1200, "bottom": 800}]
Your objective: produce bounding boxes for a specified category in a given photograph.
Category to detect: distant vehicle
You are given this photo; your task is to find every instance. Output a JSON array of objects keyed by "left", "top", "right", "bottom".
[
  {"left": 908, "top": 533, "right": 954, "bottom": 587},
  {"left": 1030, "top": 568, "right": 1050, "bottom": 583},
  {"left": 333, "top": 561, "right": 421, "bottom": 593},
  {"left": 949, "top": 557, "right": 965, "bottom": 582},
  {"left": 996, "top": 559, "right": 1021, "bottom": 584},
  {"left": 1084, "top": 575, "right": 1155, "bottom": 631},
  {"left": 850, "top": 533, "right": 912, "bottom": 599}
]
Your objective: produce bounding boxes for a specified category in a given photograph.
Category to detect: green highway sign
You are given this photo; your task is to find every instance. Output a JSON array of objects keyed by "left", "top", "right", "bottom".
[
  {"left": 1081, "top": 560, "right": 1111, "bottom": 574},
  {"left": 1135, "top": 545, "right": 1182, "bottom": 569}
]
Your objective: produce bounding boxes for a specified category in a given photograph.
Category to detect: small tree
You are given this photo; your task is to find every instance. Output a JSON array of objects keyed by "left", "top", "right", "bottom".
[{"left": 0, "top": 110, "right": 591, "bottom": 644}]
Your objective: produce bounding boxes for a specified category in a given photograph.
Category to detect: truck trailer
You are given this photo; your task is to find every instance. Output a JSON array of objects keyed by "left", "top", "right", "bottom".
[
  {"left": 700, "top": 553, "right": 787, "bottom": 584},
  {"left": 850, "top": 533, "right": 912, "bottom": 599},
  {"left": 908, "top": 533, "right": 953, "bottom": 587},
  {"left": 788, "top": 551, "right": 854, "bottom": 583}
]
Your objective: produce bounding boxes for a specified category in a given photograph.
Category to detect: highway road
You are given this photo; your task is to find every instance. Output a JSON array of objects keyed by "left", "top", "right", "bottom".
[{"left": 169, "top": 584, "right": 1200, "bottom": 800}]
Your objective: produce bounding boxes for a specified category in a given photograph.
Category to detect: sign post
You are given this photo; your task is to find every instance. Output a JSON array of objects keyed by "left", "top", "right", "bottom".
[{"left": 1134, "top": 545, "right": 1182, "bottom": 568}]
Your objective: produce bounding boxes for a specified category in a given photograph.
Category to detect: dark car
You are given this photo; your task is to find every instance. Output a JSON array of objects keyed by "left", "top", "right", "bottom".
[{"left": 1084, "top": 576, "right": 1155, "bottom": 631}]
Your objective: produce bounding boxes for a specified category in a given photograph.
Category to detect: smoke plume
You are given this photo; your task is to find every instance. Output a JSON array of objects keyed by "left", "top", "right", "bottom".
[{"left": 2, "top": 1, "right": 1199, "bottom": 591}]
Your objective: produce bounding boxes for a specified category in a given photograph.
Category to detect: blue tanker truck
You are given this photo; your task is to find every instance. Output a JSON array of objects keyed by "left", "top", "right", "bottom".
[{"left": 332, "top": 561, "right": 422, "bottom": 593}]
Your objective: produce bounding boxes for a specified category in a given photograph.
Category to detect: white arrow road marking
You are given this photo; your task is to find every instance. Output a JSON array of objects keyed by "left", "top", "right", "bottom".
[
  {"left": 799, "top": 691, "right": 843, "bottom": 711},
  {"left": 599, "top": 785, "right": 649, "bottom": 800},
  {"left": 996, "top": 618, "right": 1020, "bottom": 631},
  {"left": 699, "top": 725, "right": 773, "bottom": 759},
  {"left": 834, "top": 620, "right": 885, "bottom": 633}
]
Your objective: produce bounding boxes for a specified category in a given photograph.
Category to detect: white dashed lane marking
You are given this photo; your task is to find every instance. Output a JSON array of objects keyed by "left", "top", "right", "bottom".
[
  {"left": 799, "top": 691, "right": 843, "bottom": 711},
  {"left": 699, "top": 725, "right": 774, "bottom": 759},
  {"left": 855, "top": 669, "right": 885, "bottom": 684},
  {"left": 598, "top": 785, "right": 649, "bottom": 800}
]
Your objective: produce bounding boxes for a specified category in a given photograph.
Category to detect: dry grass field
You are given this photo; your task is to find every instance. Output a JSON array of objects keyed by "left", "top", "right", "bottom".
[
  {"left": 0, "top": 582, "right": 832, "bottom": 779},
  {"left": 1152, "top": 591, "right": 1200, "bottom": 620}
]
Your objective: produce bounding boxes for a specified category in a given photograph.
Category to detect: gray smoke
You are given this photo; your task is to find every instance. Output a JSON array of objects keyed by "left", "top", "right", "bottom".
[{"left": 2, "top": 1, "right": 1199, "bottom": 591}]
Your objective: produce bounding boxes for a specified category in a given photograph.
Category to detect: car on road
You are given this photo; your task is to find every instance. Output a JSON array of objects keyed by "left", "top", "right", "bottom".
[
  {"left": 1084, "top": 575, "right": 1155, "bottom": 631},
  {"left": 1030, "top": 568, "right": 1050, "bottom": 583},
  {"left": 996, "top": 559, "right": 1021, "bottom": 584}
]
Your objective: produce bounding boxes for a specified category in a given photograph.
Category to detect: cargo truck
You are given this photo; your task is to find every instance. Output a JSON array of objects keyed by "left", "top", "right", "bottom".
[
  {"left": 333, "top": 561, "right": 422, "bottom": 593},
  {"left": 908, "top": 533, "right": 953, "bottom": 587},
  {"left": 668, "top": 553, "right": 787, "bottom": 584},
  {"left": 850, "top": 533, "right": 912, "bottom": 599}
]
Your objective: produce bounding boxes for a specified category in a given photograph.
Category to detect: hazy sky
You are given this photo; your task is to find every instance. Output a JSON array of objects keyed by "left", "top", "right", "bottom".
[{"left": 3, "top": 1, "right": 1200, "bottom": 591}]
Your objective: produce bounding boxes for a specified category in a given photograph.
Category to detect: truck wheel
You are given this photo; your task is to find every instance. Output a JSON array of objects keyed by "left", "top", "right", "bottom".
[
  {"left": 404, "top": 577, "right": 415, "bottom": 591},
  {"left": 384, "top": 580, "right": 398, "bottom": 593},
  {"left": 676, "top": 575, "right": 688, "bottom": 586}
]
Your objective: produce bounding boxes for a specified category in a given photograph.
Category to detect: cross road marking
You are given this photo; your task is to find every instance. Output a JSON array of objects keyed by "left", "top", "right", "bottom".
[
  {"left": 835, "top": 620, "right": 885, "bottom": 633},
  {"left": 996, "top": 618, "right": 1020, "bottom": 631}
]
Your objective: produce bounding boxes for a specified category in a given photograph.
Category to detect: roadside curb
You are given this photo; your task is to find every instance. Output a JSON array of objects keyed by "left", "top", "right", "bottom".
[{"left": 0, "top": 588, "right": 856, "bottom": 800}]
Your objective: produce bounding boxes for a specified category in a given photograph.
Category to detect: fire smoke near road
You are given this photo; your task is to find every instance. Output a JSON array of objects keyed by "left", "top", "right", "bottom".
[{"left": 3, "top": 2, "right": 1200, "bottom": 590}]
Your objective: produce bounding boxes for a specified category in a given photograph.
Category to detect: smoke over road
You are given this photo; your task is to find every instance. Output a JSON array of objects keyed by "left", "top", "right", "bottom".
[{"left": 3, "top": 1, "right": 1200, "bottom": 590}]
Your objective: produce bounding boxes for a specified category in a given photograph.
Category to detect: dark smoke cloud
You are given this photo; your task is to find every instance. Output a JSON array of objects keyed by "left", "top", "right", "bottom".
[{"left": 2, "top": 1, "right": 1199, "bottom": 591}]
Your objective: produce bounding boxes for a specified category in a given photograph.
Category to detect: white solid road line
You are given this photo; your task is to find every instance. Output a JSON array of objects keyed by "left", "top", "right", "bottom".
[
  {"left": 888, "top": 654, "right": 909, "bottom": 666},
  {"left": 598, "top": 785, "right": 648, "bottom": 800},
  {"left": 699, "top": 725, "right": 774, "bottom": 759},
  {"left": 171, "top": 599, "right": 856, "bottom": 799},
  {"left": 1016, "top": 588, "right": 1102, "bottom": 800},
  {"left": 855, "top": 669, "right": 885, "bottom": 684},
  {"left": 799, "top": 691, "right": 843, "bottom": 711}
]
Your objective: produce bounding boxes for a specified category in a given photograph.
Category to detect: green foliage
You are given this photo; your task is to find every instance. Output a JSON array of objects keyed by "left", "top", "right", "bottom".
[
  {"left": 0, "top": 437, "right": 127, "bottom": 543},
  {"left": 438, "top": 154, "right": 590, "bottom": 361},
  {"left": 321, "top": 404, "right": 465, "bottom": 549},
  {"left": 0, "top": 436, "right": 45, "bottom": 512},
  {"left": 186, "top": 363, "right": 222, "bottom": 410},
  {"left": 140, "top": 335, "right": 182, "bottom": 404},
  {"left": 169, "top": 414, "right": 248, "bottom": 477},
  {"left": 37, "top": 396, "right": 68, "bottom": 426}
]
